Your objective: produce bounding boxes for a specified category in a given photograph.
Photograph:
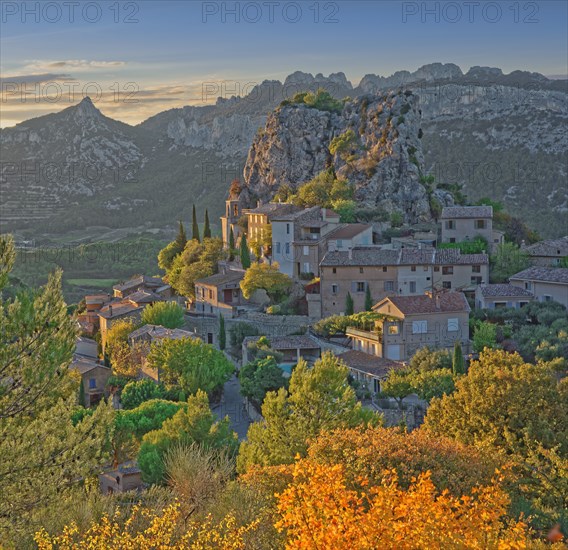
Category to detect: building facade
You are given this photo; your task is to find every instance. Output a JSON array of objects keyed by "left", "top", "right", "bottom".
[{"left": 509, "top": 267, "right": 568, "bottom": 308}]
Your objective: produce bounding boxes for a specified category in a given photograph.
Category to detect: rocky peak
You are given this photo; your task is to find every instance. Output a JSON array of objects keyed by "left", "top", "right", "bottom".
[{"left": 242, "top": 91, "right": 435, "bottom": 224}]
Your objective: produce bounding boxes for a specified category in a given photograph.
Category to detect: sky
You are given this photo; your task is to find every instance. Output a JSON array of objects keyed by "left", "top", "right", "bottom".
[{"left": 1, "top": 0, "right": 567, "bottom": 127}]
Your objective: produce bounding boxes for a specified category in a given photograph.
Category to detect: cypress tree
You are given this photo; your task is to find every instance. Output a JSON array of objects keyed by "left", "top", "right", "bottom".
[
  {"left": 175, "top": 220, "right": 187, "bottom": 250},
  {"left": 345, "top": 292, "right": 354, "bottom": 315},
  {"left": 219, "top": 314, "right": 226, "bottom": 350},
  {"left": 203, "top": 209, "right": 212, "bottom": 239},
  {"left": 240, "top": 233, "right": 251, "bottom": 269},
  {"left": 364, "top": 285, "right": 373, "bottom": 311},
  {"left": 452, "top": 341, "right": 465, "bottom": 375},
  {"left": 78, "top": 378, "right": 86, "bottom": 408},
  {"left": 228, "top": 228, "right": 235, "bottom": 261},
  {"left": 192, "top": 204, "right": 200, "bottom": 242}
]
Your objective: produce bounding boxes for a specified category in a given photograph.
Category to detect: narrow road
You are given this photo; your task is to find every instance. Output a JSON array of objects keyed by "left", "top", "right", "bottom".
[{"left": 212, "top": 374, "right": 252, "bottom": 440}]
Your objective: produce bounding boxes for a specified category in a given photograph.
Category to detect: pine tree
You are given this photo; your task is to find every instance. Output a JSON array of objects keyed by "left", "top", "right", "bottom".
[
  {"left": 203, "top": 209, "right": 211, "bottom": 239},
  {"left": 228, "top": 228, "right": 235, "bottom": 262},
  {"left": 364, "top": 285, "right": 373, "bottom": 311},
  {"left": 345, "top": 292, "right": 354, "bottom": 315},
  {"left": 192, "top": 204, "right": 200, "bottom": 242},
  {"left": 452, "top": 341, "right": 465, "bottom": 375},
  {"left": 219, "top": 314, "right": 226, "bottom": 351},
  {"left": 175, "top": 220, "right": 187, "bottom": 250},
  {"left": 240, "top": 233, "right": 251, "bottom": 269}
]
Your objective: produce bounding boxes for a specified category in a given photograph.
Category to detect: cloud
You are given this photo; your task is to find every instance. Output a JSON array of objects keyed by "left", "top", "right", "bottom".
[
  {"left": 0, "top": 73, "right": 74, "bottom": 85},
  {"left": 24, "top": 60, "right": 126, "bottom": 71}
]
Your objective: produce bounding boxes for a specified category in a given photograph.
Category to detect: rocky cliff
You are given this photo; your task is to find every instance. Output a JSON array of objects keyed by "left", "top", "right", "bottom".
[{"left": 242, "top": 91, "right": 452, "bottom": 223}]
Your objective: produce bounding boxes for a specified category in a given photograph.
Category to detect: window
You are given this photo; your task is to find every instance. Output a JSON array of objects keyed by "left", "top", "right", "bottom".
[
  {"left": 543, "top": 295, "right": 552, "bottom": 302},
  {"left": 285, "top": 242, "right": 290, "bottom": 255},
  {"left": 443, "top": 281, "right": 452, "bottom": 289},
  {"left": 275, "top": 242, "right": 281, "bottom": 254},
  {"left": 471, "top": 276, "right": 482, "bottom": 285},
  {"left": 434, "top": 266, "right": 440, "bottom": 272},
  {"left": 475, "top": 219, "right": 486, "bottom": 229},
  {"left": 525, "top": 282, "right": 532, "bottom": 290},
  {"left": 411, "top": 266, "right": 416, "bottom": 272},
  {"left": 388, "top": 324, "right": 399, "bottom": 335},
  {"left": 442, "top": 266, "right": 453, "bottom": 275},
  {"left": 409, "top": 281, "right": 416, "bottom": 293},
  {"left": 331, "top": 284, "right": 338, "bottom": 294},
  {"left": 303, "top": 262, "right": 310, "bottom": 273},
  {"left": 384, "top": 281, "right": 394, "bottom": 291},
  {"left": 209, "top": 289, "right": 213, "bottom": 299},
  {"left": 359, "top": 267, "right": 364, "bottom": 274},
  {"left": 337, "top": 239, "right": 343, "bottom": 248},
  {"left": 286, "top": 223, "right": 290, "bottom": 235},
  {"left": 356, "top": 282, "right": 365, "bottom": 293},
  {"left": 303, "top": 246, "right": 309, "bottom": 256},
  {"left": 519, "top": 301, "right": 528, "bottom": 308},
  {"left": 472, "top": 265, "right": 481, "bottom": 273},
  {"left": 494, "top": 302, "right": 507, "bottom": 308},
  {"left": 449, "top": 238, "right": 456, "bottom": 243},
  {"left": 445, "top": 220, "right": 455, "bottom": 230},
  {"left": 332, "top": 267, "right": 337, "bottom": 274},
  {"left": 412, "top": 320, "right": 427, "bottom": 334},
  {"left": 89, "top": 378, "right": 96, "bottom": 389},
  {"left": 447, "top": 318, "right": 459, "bottom": 332},
  {"left": 382, "top": 266, "right": 388, "bottom": 272}
]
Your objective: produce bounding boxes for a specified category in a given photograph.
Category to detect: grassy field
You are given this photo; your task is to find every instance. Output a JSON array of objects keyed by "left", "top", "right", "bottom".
[{"left": 67, "top": 279, "right": 119, "bottom": 289}]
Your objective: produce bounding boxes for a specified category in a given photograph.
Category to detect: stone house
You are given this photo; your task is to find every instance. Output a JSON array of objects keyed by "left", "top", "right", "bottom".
[
  {"left": 271, "top": 207, "right": 340, "bottom": 278},
  {"left": 475, "top": 284, "right": 534, "bottom": 309},
  {"left": 440, "top": 206, "right": 503, "bottom": 250},
  {"left": 320, "top": 248, "right": 401, "bottom": 318},
  {"left": 241, "top": 335, "right": 321, "bottom": 366},
  {"left": 509, "top": 267, "right": 568, "bottom": 308},
  {"left": 325, "top": 223, "right": 373, "bottom": 252},
  {"left": 338, "top": 350, "right": 405, "bottom": 394},
  {"left": 98, "top": 302, "right": 144, "bottom": 353},
  {"left": 522, "top": 236, "right": 568, "bottom": 267},
  {"left": 99, "top": 463, "right": 143, "bottom": 495},
  {"left": 192, "top": 270, "right": 248, "bottom": 318},
  {"left": 345, "top": 292, "right": 470, "bottom": 362},
  {"left": 113, "top": 275, "right": 170, "bottom": 299},
  {"left": 70, "top": 357, "right": 111, "bottom": 407}
]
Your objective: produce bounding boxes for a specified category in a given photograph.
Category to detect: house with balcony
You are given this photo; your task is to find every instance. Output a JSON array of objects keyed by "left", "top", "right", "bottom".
[
  {"left": 271, "top": 206, "right": 340, "bottom": 278},
  {"left": 509, "top": 267, "right": 568, "bottom": 308},
  {"left": 440, "top": 206, "right": 502, "bottom": 250},
  {"left": 345, "top": 292, "right": 471, "bottom": 362}
]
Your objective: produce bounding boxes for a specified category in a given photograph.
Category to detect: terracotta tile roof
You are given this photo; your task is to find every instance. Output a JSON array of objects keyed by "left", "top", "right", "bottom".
[
  {"left": 328, "top": 223, "right": 372, "bottom": 240},
  {"left": 246, "top": 203, "right": 301, "bottom": 217},
  {"left": 478, "top": 284, "right": 534, "bottom": 298},
  {"left": 375, "top": 292, "right": 470, "bottom": 315},
  {"left": 509, "top": 267, "right": 568, "bottom": 284},
  {"left": 524, "top": 237, "right": 568, "bottom": 257},
  {"left": 321, "top": 247, "right": 401, "bottom": 267},
  {"left": 441, "top": 206, "right": 493, "bottom": 219},
  {"left": 195, "top": 270, "right": 244, "bottom": 286},
  {"left": 434, "top": 249, "right": 489, "bottom": 265},
  {"left": 85, "top": 294, "right": 111, "bottom": 305},
  {"left": 70, "top": 356, "right": 109, "bottom": 375},
  {"left": 129, "top": 324, "right": 196, "bottom": 342},
  {"left": 98, "top": 302, "right": 142, "bottom": 319},
  {"left": 338, "top": 350, "right": 405, "bottom": 378},
  {"left": 126, "top": 290, "right": 163, "bottom": 304},
  {"left": 399, "top": 249, "right": 436, "bottom": 265}
]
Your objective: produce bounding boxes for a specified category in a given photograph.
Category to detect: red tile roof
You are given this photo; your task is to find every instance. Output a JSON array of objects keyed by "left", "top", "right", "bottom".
[{"left": 374, "top": 292, "right": 470, "bottom": 315}]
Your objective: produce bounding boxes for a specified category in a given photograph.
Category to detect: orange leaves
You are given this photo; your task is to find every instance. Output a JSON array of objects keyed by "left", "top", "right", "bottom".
[{"left": 275, "top": 459, "right": 531, "bottom": 550}]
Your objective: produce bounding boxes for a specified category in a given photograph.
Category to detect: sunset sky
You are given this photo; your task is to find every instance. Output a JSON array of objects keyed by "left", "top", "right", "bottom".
[{"left": 1, "top": 0, "right": 567, "bottom": 127}]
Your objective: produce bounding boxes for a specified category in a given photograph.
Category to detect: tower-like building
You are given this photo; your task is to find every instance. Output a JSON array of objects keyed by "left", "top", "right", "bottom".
[{"left": 220, "top": 179, "right": 243, "bottom": 248}]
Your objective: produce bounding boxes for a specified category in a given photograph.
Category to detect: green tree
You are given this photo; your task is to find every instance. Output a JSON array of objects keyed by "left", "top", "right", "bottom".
[
  {"left": 175, "top": 220, "right": 187, "bottom": 250},
  {"left": 203, "top": 209, "right": 212, "bottom": 239},
  {"left": 240, "top": 233, "right": 251, "bottom": 269},
  {"left": 424, "top": 349, "right": 568, "bottom": 517},
  {"left": 390, "top": 211, "right": 404, "bottom": 228},
  {"left": 380, "top": 371, "right": 414, "bottom": 409},
  {"left": 141, "top": 301, "right": 184, "bottom": 329},
  {"left": 364, "top": 285, "right": 373, "bottom": 311},
  {"left": 218, "top": 314, "right": 226, "bottom": 351},
  {"left": 452, "top": 341, "right": 465, "bottom": 375},
  {"left": 329, "top": 129, "right": 358, "bottom": 163},
  {"left": 0, "top": 235, "right": 113, "bottom": 544},
  {"left": 237, "top": 352, "right": 381, "bottom": 472},
  {"left": 78, "top": 378, "right": 86, "bottom": 408},
  {"left": 104, "top": 318, "right": 139, "bottom": 359},
  {"left": 121, "top": 379, "right": 167, "bottom": 409},
  {"left": 157, "top": 240, "right": 183, "bottom": 272},
  {"left": 345, "top": 292, "right": 354, "bottom": 315},
  {"left": 473, "top": 321, "right": 498, "bottom": 353},
  {"left": 293, "top": 169, "right": 353, "bottom": 209},
  {"left": 240, "top": 262, "right": 293, "bottom": 303},
  {"left": 240, "top": 356, "right": 288, "bottom": 405},
  {"left": 137, "top": 390, "right": 238, "bottom": 484},
  {"left": 490, "top": 242, "right": 529, "bottom": 283},
  {"left": 228, "top": 227, "right": 235, "bottom": 262},
  {"left": 148, "top": 337, "right": 234, "bottom": 397},
  {"left": 192, "top": 203, "right": 200, "bottom": 242}
]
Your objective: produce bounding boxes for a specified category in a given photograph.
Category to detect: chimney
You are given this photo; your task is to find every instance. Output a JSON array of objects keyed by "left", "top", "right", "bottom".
[
  {"left": 348, "top": 247, "right": 353, "bottom": 260},
  {"left": 435, "top": 293, "right": 441, "bottom": 310},
  {"left": 322, "top": 208, "right": 327, "bottom": 221},
  {"left": 108, "top": 305, "right": 113, "bottom": 316}
]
